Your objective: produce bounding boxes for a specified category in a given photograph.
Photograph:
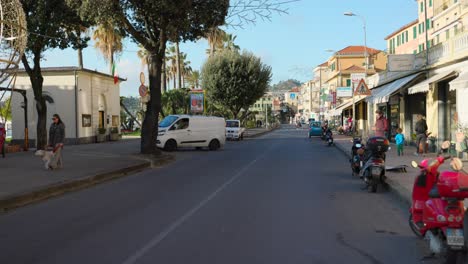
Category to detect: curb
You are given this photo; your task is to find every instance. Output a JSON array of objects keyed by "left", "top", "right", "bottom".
[
  {"left": 334, "top": 141, "right": 412, "bottom": 206},
  {"left": 0, "top": 161, "right": 151, "bottom": 213}
]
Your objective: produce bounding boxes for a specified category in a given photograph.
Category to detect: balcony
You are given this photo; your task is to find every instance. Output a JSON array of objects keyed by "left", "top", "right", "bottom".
[
  {"left": 434, "top": 0, "right": 467, "bottom": 16},
  {"left": 418, "top": 30, "right": 468, "bottom": 66}
]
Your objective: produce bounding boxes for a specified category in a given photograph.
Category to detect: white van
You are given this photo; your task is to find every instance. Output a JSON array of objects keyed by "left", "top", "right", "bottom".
[{"left": 157, "top": 115, "right": 226, "bottom": 151}]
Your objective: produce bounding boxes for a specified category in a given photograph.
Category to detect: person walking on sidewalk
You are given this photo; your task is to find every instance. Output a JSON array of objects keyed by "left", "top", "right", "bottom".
[
  {"left": 374, "top": 110, "right": 388, "bottom": 138},
  {"left": 48, "top": 114, "right": 65, "bottom": 169},
  {"left": 395, "top": 128, "right": 405, "bottom": 156},
  {"left": 415, "top": 114, "right": 428, "bottom": 156}
]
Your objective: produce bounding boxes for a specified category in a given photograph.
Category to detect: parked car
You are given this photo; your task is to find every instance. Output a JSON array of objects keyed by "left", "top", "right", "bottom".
[
  {"left": 157, "top": 115, "right": 226, "bottom": 151},
  {"left": 225, "top": 120, "right": 246, "bottom": 141},
  {"left": 309, "top": 121, "right": 322, "bottom": 138}
]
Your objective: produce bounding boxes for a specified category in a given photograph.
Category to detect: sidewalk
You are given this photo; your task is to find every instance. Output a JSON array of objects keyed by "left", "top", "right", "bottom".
[
  {"left": 333, "top": 135, "right": 452, "bottom": 204},
  {"left": 0, "top": 139, "right": 154, "bottom": 212}
]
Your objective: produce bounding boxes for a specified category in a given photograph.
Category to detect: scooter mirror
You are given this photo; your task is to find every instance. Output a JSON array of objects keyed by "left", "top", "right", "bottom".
[
  {"left": 411, "top": 161, "right": 419, "bottom": 168},
  {"left": 451, "top": 158, "right": 464, "bottom": 171},
  {"left": 441, "top": 141, "right": 451, "bottom": 150}
]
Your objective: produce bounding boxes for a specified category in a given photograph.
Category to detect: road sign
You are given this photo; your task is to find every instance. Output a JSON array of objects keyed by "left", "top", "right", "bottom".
[
  {"left": 351, "top": 73, "right": 366, "bottom": 85},
  {"left": 354, "top": 79, "right": 371, "bottom": 96},
  {"left": 139, "top": 84, "right": 148, "bottom": 97}
]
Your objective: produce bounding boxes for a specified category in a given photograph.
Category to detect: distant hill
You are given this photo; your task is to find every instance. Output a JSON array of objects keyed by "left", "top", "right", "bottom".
[{"left": 269, "top": 79, "right": 302, "bottom": 91}]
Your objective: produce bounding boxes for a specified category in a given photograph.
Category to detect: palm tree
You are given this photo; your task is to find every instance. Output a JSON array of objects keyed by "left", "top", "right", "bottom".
[
  {"left": 205, "top": 27, "right": 226, "bottom": 57},
  {"left": 137, "top": 44, "right": 149, "bottom": 65},
  {"left": 179, "top": 53, "right": 192, "bottom": 88},
  {"left": 223, "top": 34, "right": 240, "bottom": 52},
  {"left": 92, "top": 21, "right": 124, "bottom": 74},
  {"left": 166, "top": 45, "right": 179, "bottom": 90},
  {"left": 175, "top": 41, "right": 182, "bottom": 89},
  {"left": 186, "top": 70, "right": 201, "bottom": 89}
]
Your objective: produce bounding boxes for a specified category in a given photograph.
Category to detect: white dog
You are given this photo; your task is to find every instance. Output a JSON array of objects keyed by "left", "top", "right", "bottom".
[{"left": 35, "top": 149, "right": 54, "bottom": 170}]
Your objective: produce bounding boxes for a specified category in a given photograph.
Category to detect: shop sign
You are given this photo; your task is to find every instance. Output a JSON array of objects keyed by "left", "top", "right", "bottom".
[{"left": 336, "top": 87, "right": 352, "bottom": 97}]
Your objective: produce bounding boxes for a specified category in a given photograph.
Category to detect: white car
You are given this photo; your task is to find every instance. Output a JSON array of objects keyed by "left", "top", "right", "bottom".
[
  {"left": 225, "top": 120, "right": 246, "bottom": 141},
  {"left": 157, "top": 115, "right": 226, "bottom": 151}
]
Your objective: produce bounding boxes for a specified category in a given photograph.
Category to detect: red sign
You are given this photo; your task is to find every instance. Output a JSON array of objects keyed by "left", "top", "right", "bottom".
[{"left": 139, "top": 85, "right": 148, "bottom": 97}]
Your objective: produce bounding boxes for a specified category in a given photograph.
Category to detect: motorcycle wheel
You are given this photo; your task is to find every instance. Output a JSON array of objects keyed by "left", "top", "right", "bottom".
[
  {"left": 408, "top": 213, "right": 424, "bottom": 239},
  {"left": 367, "top": 176, "right": 377, "bottom": 193}
]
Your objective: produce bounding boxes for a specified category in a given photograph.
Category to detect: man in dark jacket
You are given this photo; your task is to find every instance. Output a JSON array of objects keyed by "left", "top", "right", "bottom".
[{"left": 415, "top": 114, "right": 428, "bottom": 156}]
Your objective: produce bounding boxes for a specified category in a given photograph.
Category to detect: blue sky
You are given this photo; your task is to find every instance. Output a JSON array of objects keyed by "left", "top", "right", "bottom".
[{"left": 42, "top": 0, "right": 417, "bottom": 96}]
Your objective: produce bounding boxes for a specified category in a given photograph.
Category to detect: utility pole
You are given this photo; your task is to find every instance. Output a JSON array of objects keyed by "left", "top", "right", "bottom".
[
  {"left": 345, "top": 12, "right": 368, "bottom": 138},
  {"left": 424, "top": 0, "right": 430, "bottom": 66}
]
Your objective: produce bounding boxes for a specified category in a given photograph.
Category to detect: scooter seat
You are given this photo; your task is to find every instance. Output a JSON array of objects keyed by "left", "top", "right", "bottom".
[{"left": 428, "top": 186, "right": 441, "bottom": 198}]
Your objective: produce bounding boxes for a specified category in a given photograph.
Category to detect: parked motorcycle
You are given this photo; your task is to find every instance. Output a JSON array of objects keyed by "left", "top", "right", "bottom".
[
  {"left": 409, "top": 146, "right": 468, "bottom": 263},
  {"left": 360, "top": 136, "right": 389, "bottom": 193},
  {"left": 350, "top": 137, "right": 365, "bottom": 176}
]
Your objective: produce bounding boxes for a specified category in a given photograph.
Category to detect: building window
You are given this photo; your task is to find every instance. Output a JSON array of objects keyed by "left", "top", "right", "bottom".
[
  {"left": 437, "top": 35, "right": 440, "bottom": 44},
  {"left": 455, "top": 25, "right": 459, "bottom": 35},
  {"left": 429, "top": 0, "right": 432, "bottom": 6},
  {"left": 346, "top": 79, "right": 351, "bottom": 87},
  {"left": 446, "top": 30, "right": 450, "bottom": 40},
  {"left": 413, "top": 26, "right": 417, "bottom": 39},
  {"left": 406, "top": 31, "right": 409, "bottom": 42},
  {"left": 426, "top": 19, "right": 431, "bottom": 30},
  {"left": 397, "top": 35, "right": 401, "bottom": 46},
  {"left": 422, "top": 22, "right": 425, "bottom": 32},
  {"left": 413, "top": 50, "right": 417, "bottom": 54},
  {"left": 420, "top": 1, "right": 424, "bottom": 12}
]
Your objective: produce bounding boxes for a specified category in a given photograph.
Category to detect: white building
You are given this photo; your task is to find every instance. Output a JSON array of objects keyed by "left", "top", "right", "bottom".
[{"left": 11, "top": 67, "right": 123, "bottom": 146}]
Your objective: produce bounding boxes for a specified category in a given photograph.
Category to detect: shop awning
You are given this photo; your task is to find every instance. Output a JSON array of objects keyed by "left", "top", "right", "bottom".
[
  {"left": 408, "top": 70, "right": 458, "bottom": 94},
  {"left": 449, "top": 70, "right": 468, "bottom": 91},
  {"left": 367, "top": 73, "right": 422, "bottom": 104}
]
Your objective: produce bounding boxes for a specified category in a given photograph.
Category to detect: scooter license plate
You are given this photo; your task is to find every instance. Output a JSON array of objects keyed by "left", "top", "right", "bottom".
[
  {"left": 371, "top": 167, "right": 382, "bottom": 175},
  {"left": 447, "top": 228, "right": 465, "bottom": 247}
]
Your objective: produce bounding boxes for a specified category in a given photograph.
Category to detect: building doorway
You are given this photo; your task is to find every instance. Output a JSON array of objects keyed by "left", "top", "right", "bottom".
[
  {"left": 438, "top": 79, "right": 457, "bottom": 142},
  {"left": 99, "top": 111, "right": 105, "bottom": 129},
  {"left": 405, "top": 93, "right": 426, "bottom": 144}
]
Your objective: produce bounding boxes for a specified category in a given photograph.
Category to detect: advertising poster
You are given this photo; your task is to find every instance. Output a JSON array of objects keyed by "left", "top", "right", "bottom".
[{"left": 190, "top": 91, "right": 204, "bottom": 113}]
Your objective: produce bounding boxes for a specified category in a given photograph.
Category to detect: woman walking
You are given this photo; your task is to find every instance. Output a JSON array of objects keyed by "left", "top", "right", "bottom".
[{"left": 48, "top": 114, "right": 65, "bottom": 169}]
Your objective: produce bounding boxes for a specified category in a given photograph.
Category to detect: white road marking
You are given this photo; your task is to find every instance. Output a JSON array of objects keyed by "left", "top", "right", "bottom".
[{"left": 121, "top": 144, "right": 276, "bottom": 264}]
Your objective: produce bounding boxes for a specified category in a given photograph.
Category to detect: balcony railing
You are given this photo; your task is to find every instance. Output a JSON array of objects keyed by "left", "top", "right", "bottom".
[{"left": 418, "top": 30, "right": 468, "bottom": 66}]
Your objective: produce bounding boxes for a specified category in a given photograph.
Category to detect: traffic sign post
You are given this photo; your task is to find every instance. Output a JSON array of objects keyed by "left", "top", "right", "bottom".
[{"left": 350, "top": 78, "right": 370, "bottom": 138}]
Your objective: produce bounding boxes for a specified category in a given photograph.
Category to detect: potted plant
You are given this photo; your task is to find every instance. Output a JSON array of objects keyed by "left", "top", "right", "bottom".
[
  {"left": 97, "top": 127, "right": 107, "bottom": 143},
  {"left": 110, "top": 127, "right": 120, "bottom": 141}
]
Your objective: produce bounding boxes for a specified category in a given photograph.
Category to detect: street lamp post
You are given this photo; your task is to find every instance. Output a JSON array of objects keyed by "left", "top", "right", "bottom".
[{"left": 344, "top": 11, "right": 368, "bottom": 138}]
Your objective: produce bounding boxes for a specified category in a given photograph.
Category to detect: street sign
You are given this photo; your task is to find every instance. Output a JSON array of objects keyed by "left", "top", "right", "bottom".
[
  {"left": 351, "top": 73, "right": 366, "bottom": 85},
  {"left": 336, "top": 87, "right": 352, "bottom": 97},
  {"left": 139, "top": 84, "right": 148, "bottom": 97},
  {"left": 354, "top": 79, "right": 371, "bottom": 96}
]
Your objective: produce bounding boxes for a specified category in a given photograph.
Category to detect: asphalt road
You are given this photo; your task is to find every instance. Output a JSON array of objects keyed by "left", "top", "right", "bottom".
[{"left": 0, "top": 125, "right": 437, "bottom": 264}]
